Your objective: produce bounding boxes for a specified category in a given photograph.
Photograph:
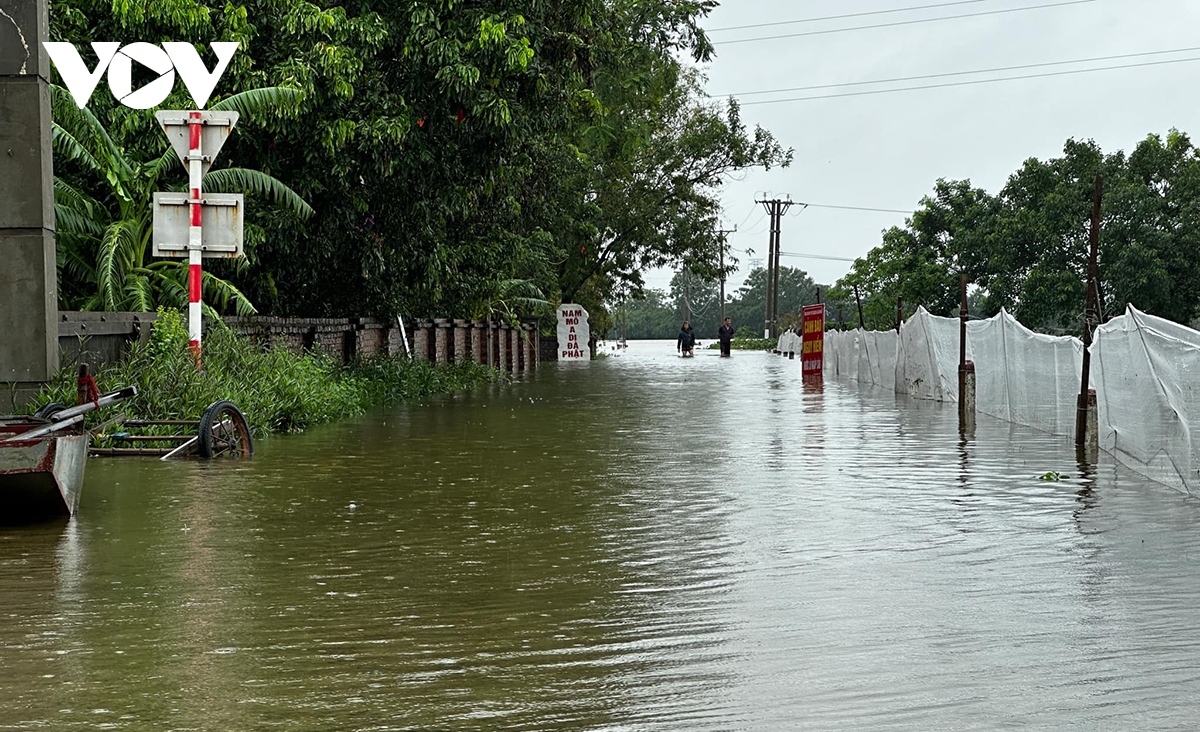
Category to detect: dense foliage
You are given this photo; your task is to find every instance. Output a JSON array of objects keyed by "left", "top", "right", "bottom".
[
  {"left": 49, "top": 0, "right": 790, "bottom": 324},
  {"left": 33, "top": 308, "right": 499, "bottom": 435},
  {"left": 830, "top": 132, "right": 1200, "bottom": 333}
]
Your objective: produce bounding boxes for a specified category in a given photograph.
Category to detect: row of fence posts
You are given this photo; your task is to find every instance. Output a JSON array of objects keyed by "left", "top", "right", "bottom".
[
  {"left": 772, "top": 174, "right": 1104, "bottom": 461},
  {"left": 409, "top": 319, "right": 538, "bottom": 373},
  {"left": 954, "top": 174, "right": 1102, "bottom": 461}
]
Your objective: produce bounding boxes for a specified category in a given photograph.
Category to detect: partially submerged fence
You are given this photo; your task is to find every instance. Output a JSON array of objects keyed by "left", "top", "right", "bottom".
[
  {"left": 818, "top": 305, "right": 1200, "bottom": 495},
  {"left": 57, "top": 312, "right": 539, "bottom": 373}
]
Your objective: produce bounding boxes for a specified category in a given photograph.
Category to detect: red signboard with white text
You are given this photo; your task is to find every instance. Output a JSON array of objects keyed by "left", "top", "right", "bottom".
[{"left": 801, "top": 304, "right": 825, "bottom": 378}]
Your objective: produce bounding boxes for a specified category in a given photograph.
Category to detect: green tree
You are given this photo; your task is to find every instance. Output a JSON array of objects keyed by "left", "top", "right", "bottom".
[{"left": 724, "top": 266, "right": 821, "bottom": 335}]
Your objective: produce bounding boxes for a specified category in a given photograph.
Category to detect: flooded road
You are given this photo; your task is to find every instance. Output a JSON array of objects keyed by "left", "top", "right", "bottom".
[{"left": 4, "top": 340, "right": 1200, "bottom": 730}]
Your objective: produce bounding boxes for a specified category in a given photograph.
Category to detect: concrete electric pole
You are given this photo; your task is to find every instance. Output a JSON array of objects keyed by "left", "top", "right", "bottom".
[
  {"left": 716, "top": 226, "right": 736, "bottom": 323},
  {"left": 755, "top": 197, "right": 793, "bottom": 339},
  {"left": 0, "top": 0, "right": 58, "bottom": 409}
]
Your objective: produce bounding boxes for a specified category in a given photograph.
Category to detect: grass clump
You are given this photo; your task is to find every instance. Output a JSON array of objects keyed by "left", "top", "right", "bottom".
[
  {"left": 33, "top": 308, "right": 501, "bottom": 436},
  {"left": 707, "top": 338, "right": 778, "bottom": 351}
]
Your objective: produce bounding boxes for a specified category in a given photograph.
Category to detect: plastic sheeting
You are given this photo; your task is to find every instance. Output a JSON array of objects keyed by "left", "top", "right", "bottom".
[
  {"left": 895, "top": 308, "right": 962, "bottom": 402},
  {"left": 828, "top": 307, "right": 1084, "bottom": 437},
  {"left": 776, "top": 330, "right": 802, "bottom": 355},
  {"left": 1094, "top": 306, "right": 1200, "bottom": 494},
  {"left": 824, "top": 329, "right": 897, "bottom": 392},
  {"left": 968, "top": 310, "right": 1084, "bottom": 438},
  {"left": 821, "top": 303, "right": 1200, "bottom": 494}
]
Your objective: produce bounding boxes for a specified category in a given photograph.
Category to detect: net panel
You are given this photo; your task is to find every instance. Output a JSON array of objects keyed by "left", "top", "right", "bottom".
[
  {"left": 822, "top": 303, "right": 1200, "bottom": 494},
  {"left": 1094, "top": 306, "right": 1200, "bottom": 494}
]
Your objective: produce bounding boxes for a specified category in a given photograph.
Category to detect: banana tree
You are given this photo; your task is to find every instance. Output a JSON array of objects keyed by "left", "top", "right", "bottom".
[
  {"left": 51, "top": 85, "right": 314, "bottom": 316},
  {"left": 472, "top": 278, "right": 552, "bottom": 326}
]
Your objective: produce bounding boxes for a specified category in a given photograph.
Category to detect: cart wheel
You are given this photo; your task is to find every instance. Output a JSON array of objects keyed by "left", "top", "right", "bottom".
[
  {"left": 197, "top": 400, "right": 254, "bottom": 458},
  {"left": 34, "top": 402, "right": 67, "bottom": 421}
]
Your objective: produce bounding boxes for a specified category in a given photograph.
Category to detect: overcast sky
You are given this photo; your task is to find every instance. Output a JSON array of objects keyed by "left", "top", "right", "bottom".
[{"left": 640, "top": 0, "right": 1200, "bottom": 301}]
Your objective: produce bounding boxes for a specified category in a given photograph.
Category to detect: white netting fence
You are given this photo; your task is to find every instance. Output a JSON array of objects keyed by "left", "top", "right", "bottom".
[
  {"left": 777, "top": 330, "right": 802, "bottom": 355},
  {"left": 1093, "top": 308, "right": 1200, "bottom": 495},
  {"left": 805, "top": 305, "right": 1200, "bottom": 494}
]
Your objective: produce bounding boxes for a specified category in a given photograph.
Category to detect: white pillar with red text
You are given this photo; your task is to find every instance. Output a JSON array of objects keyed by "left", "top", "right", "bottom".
[
  {"left": 556, "top": 304, "right": 590, "bottom": 361},
  {"left": 187, "top": 111, "right": 203, "bottom": 364}
]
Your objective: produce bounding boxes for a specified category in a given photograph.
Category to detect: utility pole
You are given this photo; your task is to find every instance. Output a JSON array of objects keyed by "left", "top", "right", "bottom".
[
  {"left": 717, "top": 226, "right": 736, "bottom": 323},
  {"left": 756, "top": 197, "right": 794, "bottom": 338},
  {"left": 1076, "top": 174, "right": 1103, "bottom": 456},
  {"left": 685, "top": 268, "right": 691, "bottom": 323},
  {"left": 853, "top": 284, "right": 865, "bottom": 329},
  {"left": 0, "top": 0, "right": 58, "bottom": 408}
]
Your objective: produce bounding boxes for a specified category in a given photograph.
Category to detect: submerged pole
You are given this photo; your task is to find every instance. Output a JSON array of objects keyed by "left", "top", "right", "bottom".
[
  {"left": 958, "top": 273, "right": 974, "bottom": 428},
  {"left": 1076, "top": 173, "right": 1103, "bottom": 455}
]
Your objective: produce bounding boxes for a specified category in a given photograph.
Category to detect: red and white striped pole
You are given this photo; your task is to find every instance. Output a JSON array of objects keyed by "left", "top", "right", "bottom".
[{"left": 187, "top": 111, "right": 203, "bottom": 366}]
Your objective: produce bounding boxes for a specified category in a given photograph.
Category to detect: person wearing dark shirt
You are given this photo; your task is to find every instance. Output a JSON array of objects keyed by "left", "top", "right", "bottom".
[
  {"left": 677, "top": 321, "right": 696, "bottom": 357},
  {"left": 717, "top": 317, "right": 734, "bottom": 357}
]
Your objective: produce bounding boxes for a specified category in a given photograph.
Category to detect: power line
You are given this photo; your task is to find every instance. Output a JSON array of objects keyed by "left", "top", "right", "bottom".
[
  {"left": 715, "top": 46, "right": 1200, "bottom": 98},
  {"left": 739, "top": 55, "right": 1200, "bottom": 105},
  {"left": 707, "top": 0, "right": 989, "bottom": 33},
  {"left": 779, "top": 251, "right": 858, "bottom": 263},
  {"left": 713, "top": 0, "right": 1095, "bottom": 46},
  {"left": 801, "top": 202, "right": 913, "bottom": 214}
]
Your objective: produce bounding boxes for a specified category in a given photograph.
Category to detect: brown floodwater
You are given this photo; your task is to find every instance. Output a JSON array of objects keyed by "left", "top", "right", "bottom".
[{"left": 3, "top": 340, "right": 1200, "bottom": 730}]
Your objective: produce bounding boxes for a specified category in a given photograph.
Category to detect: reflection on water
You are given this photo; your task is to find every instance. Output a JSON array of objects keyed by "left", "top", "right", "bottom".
[{"left": 4, "top": 339, "right": 1200, "bottom": 729}]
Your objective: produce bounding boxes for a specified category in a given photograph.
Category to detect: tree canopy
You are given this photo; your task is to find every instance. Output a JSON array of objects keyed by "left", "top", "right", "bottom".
[
  {"left": 831, "top": 131, "right": 1200, "bottom": 333},
  {"left": 49, "top": 0, "right": 791, "bottom": 322}
]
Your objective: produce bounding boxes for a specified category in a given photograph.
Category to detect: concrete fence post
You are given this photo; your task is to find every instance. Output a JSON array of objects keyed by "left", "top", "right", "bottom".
[
  {"left": 959, "top": 360, "right": 976, "bottom": 430},
  {"left": 434, "top": 319, "right": 451, "bottom": 364},
  {"left": 453, "top": 319, "right": 469, "bottom": 365},
  {"left": 498, "top": 322, "right": 509, "bottom": 372},
  {"left": 413, "top": 320, "right": 431, "bottom": 361},
  {"left": 471, "top": 321, "right": 486, "bottom": 365},
  {"left": 1078, "top": 387, "right": 1099, "bottom": 462},
  {"left": 523, "top": 323, "right": 536, "bottom": 371},
  {"left": 510, "top": 325, "right": 521, "bottom": 372}
]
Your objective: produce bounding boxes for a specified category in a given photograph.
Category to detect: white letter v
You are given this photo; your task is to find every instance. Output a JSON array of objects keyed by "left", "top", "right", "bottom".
[
  {"left": 42, "top": 42, "right": 120, "bottom": 108},
  {"left": 163, "top": 42, "right": 239, "bottom": 109}
]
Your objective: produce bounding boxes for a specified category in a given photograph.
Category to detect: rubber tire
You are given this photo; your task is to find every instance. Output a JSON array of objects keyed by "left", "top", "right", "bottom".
[
  {"left": 197, "top": 400, "right": 254, "bottom": 458},
  {"left": 34, "top": 402, "right": 67, "bottom": 421}
]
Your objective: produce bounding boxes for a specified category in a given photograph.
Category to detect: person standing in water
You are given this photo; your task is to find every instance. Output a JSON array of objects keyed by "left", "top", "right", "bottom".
[
  {"left": 717, "top": 317, "right": 734, "bottom": 357},
  {"left": 677, "top": 321, "right": 696, "bottom": 357}
]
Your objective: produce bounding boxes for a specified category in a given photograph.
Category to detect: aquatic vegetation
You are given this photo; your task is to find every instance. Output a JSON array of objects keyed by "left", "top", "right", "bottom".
[
  {"left": 707, "top": 338, "right": 777, "bottom": 351},
  {"left": 1039, "top": 471, "right": 1069, "bottom": 481}
]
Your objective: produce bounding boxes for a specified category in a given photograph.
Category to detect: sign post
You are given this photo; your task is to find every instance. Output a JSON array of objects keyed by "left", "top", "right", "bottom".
[
  {"left": 801, "top": 304, "right": 825, "bottom": 379},
  {"left": 556, "top": 305, "right": 590, "bottom": 361},
  {"left": 152, "top": 110, "right": 242, "bottom": 366}
]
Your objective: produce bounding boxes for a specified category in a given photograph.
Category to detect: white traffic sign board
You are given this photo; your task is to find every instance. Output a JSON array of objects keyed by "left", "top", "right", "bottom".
[
  {"left": 154, "top": 110, "right": 239, "bottom": 175},
  {"left": 152, "top": 192, "right": 244, "bottom": 258}
]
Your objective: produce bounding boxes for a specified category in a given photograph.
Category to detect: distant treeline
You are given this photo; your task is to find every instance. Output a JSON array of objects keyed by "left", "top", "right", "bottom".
[{"left": 619, "top": 266, "right": 829, "bottom": 339}]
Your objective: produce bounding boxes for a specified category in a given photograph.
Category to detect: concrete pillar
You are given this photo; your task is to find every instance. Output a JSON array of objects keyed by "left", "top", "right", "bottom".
[
  {"left": 434, "top": 319, "right": 451, "bottom": 364},
  {"left": 471, "top": 321, "right": 486, "bottom": 365},
  {"left": 510, "top": 326, "right": 521, "bottom": 372},
  {"left": 497, "top": 322, "right": 509, "bottom": 372},
  {"left": 522, "top": 324, "right": 536, "bottom": 371},
  {"left": 1077, "top": 387, "right": 1099, "bottom": 462},
  {"left": 959, "top": 361, "right": 976, "bottom": 430},
  {"left": 0, "top": 0, "right": 57, "bottom": 408},
  {"left": 413, "top": 320, "right": 431, "bottom": 361},
  {"left": 453, "top": 319, "right": 469, "bottom": 365}
]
